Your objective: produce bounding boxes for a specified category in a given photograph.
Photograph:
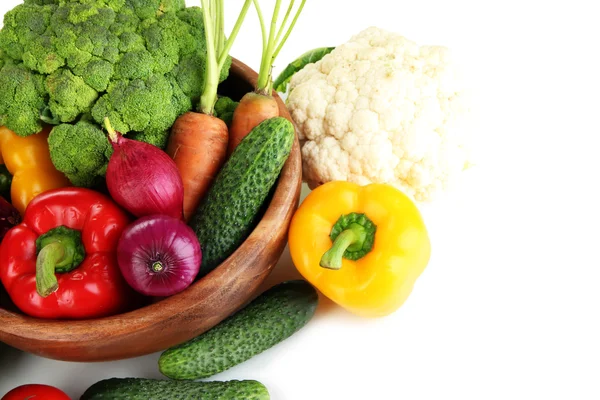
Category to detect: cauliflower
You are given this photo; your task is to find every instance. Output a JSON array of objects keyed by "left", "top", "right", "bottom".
[{"left": 286, "top": 27, "right": 472, "bottom": 202}]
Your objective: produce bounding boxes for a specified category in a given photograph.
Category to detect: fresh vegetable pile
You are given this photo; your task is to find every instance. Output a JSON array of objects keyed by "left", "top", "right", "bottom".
[
  {"left": 0, "top": 0, "right": 474, "bottom": 398},
  {"left": 0, "top": 0, "right": 273, "bottom": 315}
]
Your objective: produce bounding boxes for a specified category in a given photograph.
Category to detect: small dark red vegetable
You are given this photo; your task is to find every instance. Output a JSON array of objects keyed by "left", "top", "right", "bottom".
[
  {"left": 117, "top": 214, "right": 202, "bottom": 297},
  {"left": 0, "top": 196, "right": 20, "bottom": 242},
  {"left": 104, "top": 117, "right": 184, "bottom": 220}
]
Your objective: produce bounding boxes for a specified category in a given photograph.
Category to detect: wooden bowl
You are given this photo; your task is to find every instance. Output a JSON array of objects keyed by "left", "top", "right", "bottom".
[{"left": 0, "top": 58, "right": 302, "bottom": 362}]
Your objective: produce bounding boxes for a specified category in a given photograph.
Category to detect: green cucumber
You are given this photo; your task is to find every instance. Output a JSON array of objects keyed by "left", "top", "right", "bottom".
[
  {"left": 159, "top": 280, "right": 318, "bottom": 380},
  {"left": 80, "top": 378, "right": 269, "bottom": 400},
  {"left": 189, "top": 116, "right": 294, "bottom": 275}
]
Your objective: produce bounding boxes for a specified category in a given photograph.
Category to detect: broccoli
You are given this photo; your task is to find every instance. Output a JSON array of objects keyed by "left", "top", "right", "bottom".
[
  {"left": 0, "top": 0, "right": 232, "bottom": 186},
  {"left": 48, "top": 120, "right": 113, "bottom": 188},
  {"left": 0, "top": 61, "right": 47, "bottom": 135},
  {"left": 45, "top": 69, "right": 99, "bottom": 123},
  {"left": 214, "top": 96, "right": 239, "bottom": 127},
  {"left": 129, "top": 130, "right": 170, "bottom": 149}
]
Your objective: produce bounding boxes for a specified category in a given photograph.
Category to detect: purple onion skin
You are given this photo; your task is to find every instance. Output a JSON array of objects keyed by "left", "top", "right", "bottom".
[
  {"left": 117, "top": 214, "right": 202, "bottom": 297},
  {"left": 107, "top": 132, "right": 184, "bottom": 220},
  {"left": 0, "top": 197, "right": 20, "bottom": 243}
]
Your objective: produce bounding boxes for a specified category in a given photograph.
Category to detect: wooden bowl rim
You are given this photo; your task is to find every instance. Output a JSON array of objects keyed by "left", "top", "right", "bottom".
[{"left": 0, "top": 58, "right": 301, "bottom": 343}]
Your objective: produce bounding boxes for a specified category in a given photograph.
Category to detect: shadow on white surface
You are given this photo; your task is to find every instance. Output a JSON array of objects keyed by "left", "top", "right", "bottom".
[{"left": 0, "top": 342, "right": 24, "bottom": 369}]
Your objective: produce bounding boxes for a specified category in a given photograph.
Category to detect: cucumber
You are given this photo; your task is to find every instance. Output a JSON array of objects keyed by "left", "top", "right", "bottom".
[
  {"left": 159, "top": 280, "right": 318, "bottom": 380},
  {"left": 80, "top": 378, "right": 269, "bottom": 400},
  {"left": 188, "top": 116, "right": 294, "bottom": 275}
]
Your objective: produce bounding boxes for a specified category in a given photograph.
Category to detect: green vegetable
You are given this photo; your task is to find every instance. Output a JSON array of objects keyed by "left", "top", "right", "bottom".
[
  {"left": 81, "top": 378, "right": 269, "bottom": 400},
  {"left": 0, "top": 0, "right": 232, "bottom": 186},
  {"left": 48, "top": 120, "right": 112, "bottom": 188},
  {"left": 188, "top": 116, "right": 294, "bottom": 274},
  {"left": 159, "top": 280, "right": 318, "bottom": 380},
  {"left": 0, "top": 61, "right": 47, "bottom": 135},
  {"left": 273, "top": 46, "right": 335, "bottom": 93},
  {"left": 0, "top": 165, "right": 12, "bottom": 202},
  {"left": 128, "top": 129, "right": 170, "bottom": 149},
  {"left": 213, "top": 96, "right": 239, "bottom": 126},
  {"left": 253, "top": 0, "right": 307, "bottom": 95},
  {"left": 198, "top": 0, "right": 252, "bottom": 116}
]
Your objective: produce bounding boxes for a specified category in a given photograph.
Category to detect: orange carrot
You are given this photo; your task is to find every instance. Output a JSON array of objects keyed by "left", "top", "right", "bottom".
[
  {"left": 167, "top": 112, "right": 228, "bottom": 221},
  {"left": 228, "top": 92, "right": 278, "bottom": 155},
  {"left": 166, "top": 0, "right": 252, "bottom": 221},
  {"left": 228, "top": 0, "right": 306, "bottom": 154}
]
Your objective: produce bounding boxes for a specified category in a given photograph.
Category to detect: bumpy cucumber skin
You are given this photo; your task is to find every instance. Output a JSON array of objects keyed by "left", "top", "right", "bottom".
[
  {"left": 188, "top": 116, "right": 295, "bottom": 275},
  {"left": 159, "top": 280, "right": 318, "bottom": 380},
  {"left": 80, "top": 378, "right": 269, "bottom": 400}
]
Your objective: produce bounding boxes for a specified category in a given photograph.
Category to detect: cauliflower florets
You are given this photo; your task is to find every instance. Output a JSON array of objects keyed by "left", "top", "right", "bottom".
[{"left": 286, "top": 26, "right": 472, "bottom": 202}]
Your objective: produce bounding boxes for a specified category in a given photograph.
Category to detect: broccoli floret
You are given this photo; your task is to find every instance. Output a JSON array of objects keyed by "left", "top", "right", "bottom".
[
  {"left": 72, "top": 57, "right": 114, "bottom": 92},
  {"left": 214, "top": 96, "right": 239, "bottom": 126},
  {"left": 158, "top": 0, "right": 186, "bottom": 14},
  {"left": 48, "top": 120, "right": 113, "bottom": 188},
  {"left": 129, "top": 130, "right": 170, "bottom": 149},
  {"left": 0, "top": 4, "right": 55, "bottom": 61},
  {"left": 45, "top": 69, "right": 99, "bottom": 122},
  {"left": 91, "top": 74, "right": 190, "bottom": 135},
  {"left": 0, "top": 61, "right": 47, "bottom": 136},
  {"left": 127, "top": 0, "right": 185, "bottom": 19}
]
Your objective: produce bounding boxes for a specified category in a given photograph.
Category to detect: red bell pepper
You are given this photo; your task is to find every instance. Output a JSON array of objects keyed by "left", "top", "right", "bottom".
[{"left": 0, "top": 187, "right": 140, "bottom": 319}]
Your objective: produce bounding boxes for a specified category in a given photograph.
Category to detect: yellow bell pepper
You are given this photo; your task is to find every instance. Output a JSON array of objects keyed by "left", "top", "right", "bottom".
[
  {"left": 0, "top": 126, "right": 71, "bottom": 215},
  {"left": 289, "top": 181, "right": 431, "bottom": 318}
]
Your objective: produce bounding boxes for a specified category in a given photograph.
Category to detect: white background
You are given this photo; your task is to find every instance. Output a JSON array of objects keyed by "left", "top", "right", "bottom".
[{"left": 1, "top": 0, "right": 600, "bottom": 399}]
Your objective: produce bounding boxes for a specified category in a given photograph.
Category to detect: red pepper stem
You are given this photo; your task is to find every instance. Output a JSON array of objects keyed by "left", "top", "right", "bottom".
[
  {"left": 320, "top": 223, "right": 367, "bottom": 270},
  {"left": 36, "top": 242, "right": 66, "bottom": 297},
  {"left": 35, "top": 225, "right": 86, "bottom": 297}
]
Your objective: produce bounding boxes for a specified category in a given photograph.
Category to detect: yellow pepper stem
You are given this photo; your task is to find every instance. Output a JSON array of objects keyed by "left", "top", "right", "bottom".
[{"left": 320, "top": 223, "right": 367, "bottom": 270}]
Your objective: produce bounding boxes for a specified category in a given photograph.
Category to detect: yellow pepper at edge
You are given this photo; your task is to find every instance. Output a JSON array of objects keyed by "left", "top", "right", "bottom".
[
  {"left": 0, "top": 125, "right": 71, "bottom": 215},
  {"left": 289, "top": 181, "right": 431, "bottom": 318}
]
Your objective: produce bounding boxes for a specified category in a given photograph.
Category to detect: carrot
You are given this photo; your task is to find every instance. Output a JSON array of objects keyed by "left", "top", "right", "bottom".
[
  {"left": 228, "top": 92, "right": 278, "bottom": 155},
  {"left": 166, "top": 0, "right": 252, "bottom": 221},
  {"left": 228, "top": 0, "right": 306, "bottom": 154},
  {"left": 167, "top": 112, "right": 228, "bottom": 220}
]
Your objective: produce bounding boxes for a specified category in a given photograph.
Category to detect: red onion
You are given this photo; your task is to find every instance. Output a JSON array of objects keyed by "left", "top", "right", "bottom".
[
  {"left": 117, "top": 214, "right": 202, "bottom": 297},
  {"left": 105, "top": 118, "right": 184, "bottom": 219},
  {"left": 0, "top": 196, "right": 20, "bottom": 243}
]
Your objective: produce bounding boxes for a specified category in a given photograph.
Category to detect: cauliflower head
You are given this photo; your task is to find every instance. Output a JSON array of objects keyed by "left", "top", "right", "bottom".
[{"left": 286, "top": 27, "right": 472, "bottom": 202}]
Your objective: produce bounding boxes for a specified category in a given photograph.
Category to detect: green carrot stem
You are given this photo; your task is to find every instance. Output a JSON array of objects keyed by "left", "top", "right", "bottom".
[
  {"left": 214, "top": 0, "right": 224, "bottom": 57},
  {"left": 271, "top": 0, "right": 306, "bottom": 64},
  {"left": 254, "top": 0, "right": 306, "bottom": 95},
  {"left": 200, "top": 0, "right": 253, "bottom": 114},
  {"left": 217, "top": 0, "right": 253, "bottom": 73},
  {"left": 199, "top": 0, "right": 219, "bottom": 115},
  {"left": 274, "top": 0, "right": 295, "bottom": 48}
]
